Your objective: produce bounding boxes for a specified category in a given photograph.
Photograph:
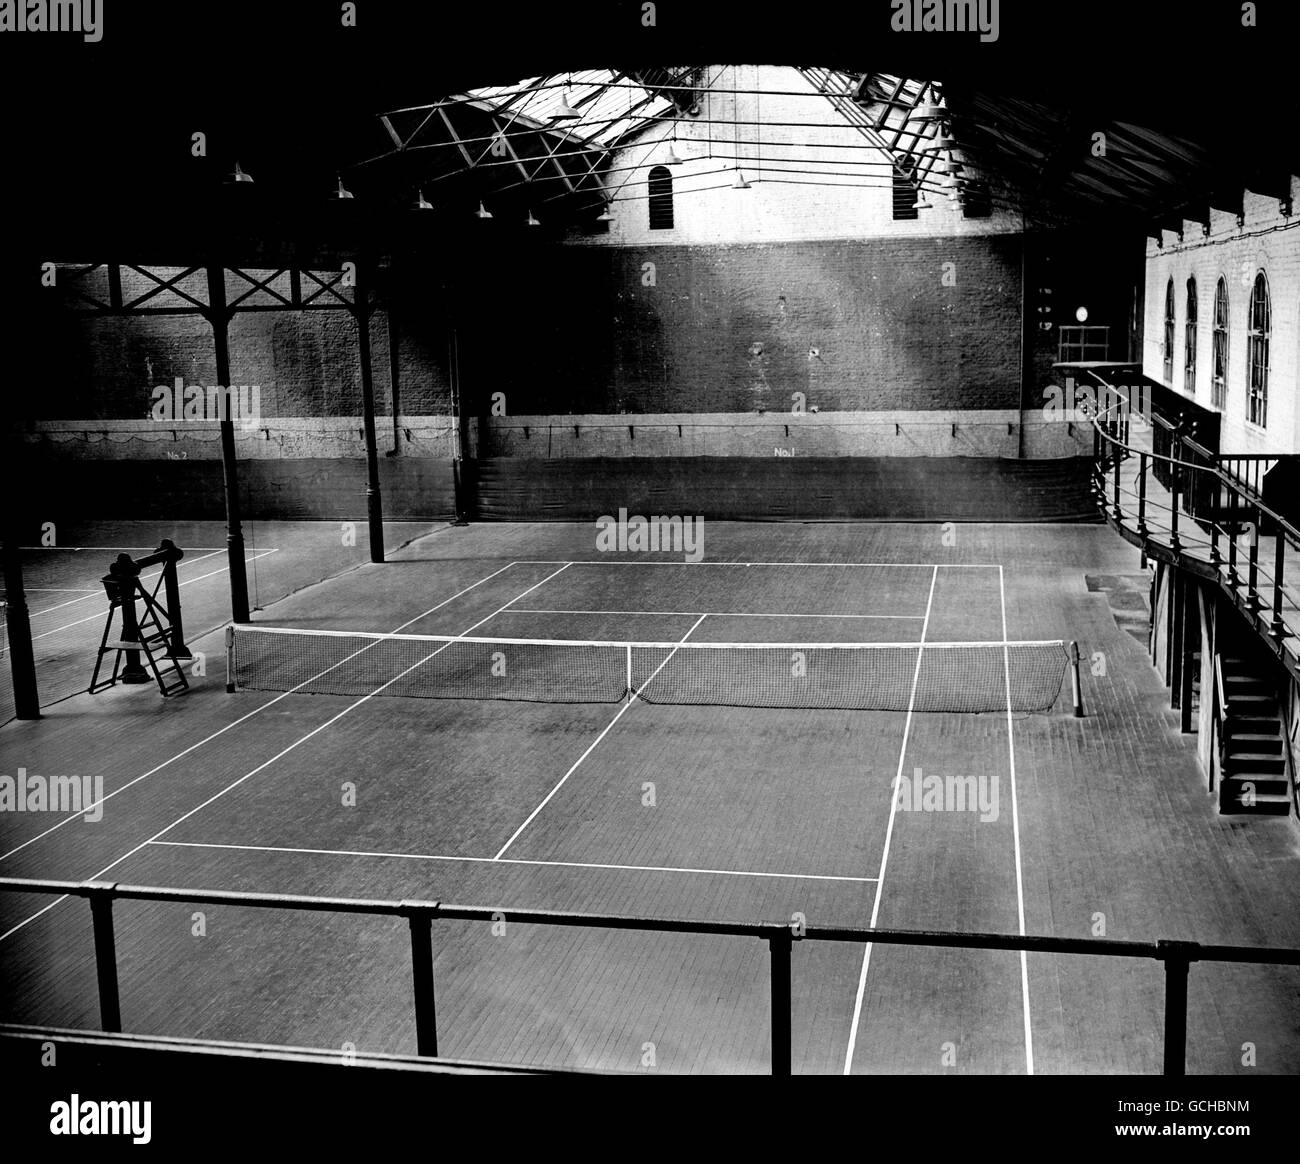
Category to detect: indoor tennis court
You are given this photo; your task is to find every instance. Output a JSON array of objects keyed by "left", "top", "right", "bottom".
[
  {"left": 6, "top": 18, "right": 1300, "bottom": 1122},
  {"left": 3, "top": 519, "right": 1297, "bottom": 1075}
]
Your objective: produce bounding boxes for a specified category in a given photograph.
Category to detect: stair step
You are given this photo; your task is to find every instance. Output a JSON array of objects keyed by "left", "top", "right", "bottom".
[
  {"left": 1226, "top": 742, "right": 1285, "bottom": 758},
  {"left": 1219, "top": 790, "right": 1293, "bottom": 815},
  {"left": 1222, "top": 772, "right": 1291, "bottom": 790},
  {"left": 1228, "top": 731, "right": 1284, "bottom": 745},
  {"left": 1224, "top": 753, "right": 1287, "bottom": 772}
]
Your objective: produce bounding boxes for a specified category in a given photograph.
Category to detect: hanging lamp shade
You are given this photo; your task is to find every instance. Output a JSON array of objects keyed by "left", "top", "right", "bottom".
[
  {"left": 909, "top": 102, "right": 947, "bottom": 122},
  {"left": 551, "top": 89, "right": 581, "bottom": 120},
  {"left": 732, "top": 168, "right": 751, "bottom": 190},
  {"left": 226, "top": 161, "right": 253, "bottom": 184},
  {"left": 664, "top": 140, "right": 684, "bottom": 166},
  {"left": 474, "top": 200, "right": 493, "bottom": 219},
  {"left": 412, "top": 189, "right": 433, "bottom": 210},
  {"left": 526, "top": 209, "right": 541, "bottom": 226},
  {"left": 330, "top": 175, "right": 354, "bottom": 200},
  {"left": 596, "top": 202, "right": 613, "bottom": 221}
]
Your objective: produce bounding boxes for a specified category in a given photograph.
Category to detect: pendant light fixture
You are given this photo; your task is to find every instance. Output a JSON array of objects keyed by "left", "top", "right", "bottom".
[{"left": 552, "top": 72, "right": 581, "bottom": 120}]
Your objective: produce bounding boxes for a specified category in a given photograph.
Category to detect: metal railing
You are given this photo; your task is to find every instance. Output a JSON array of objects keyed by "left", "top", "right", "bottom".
[
  {"left": 1220, "top": 454, "right": 1281, "bottom": 500},
  {"left": 3, "top": 876, "right": 1299, "bottom": 1075},
  {"left": 1086, "top": 374, "right": 1300, "bottom": 646},
  {"left": 1212, "top": 652, "right": 1230, "bottom": 796}
]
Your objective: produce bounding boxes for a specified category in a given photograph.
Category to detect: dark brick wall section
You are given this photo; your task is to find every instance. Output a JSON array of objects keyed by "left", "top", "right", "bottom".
[
  {"left": 34, "top": 234, "right": 1023, "bottom": 424},
  {"left": 458, "top": 237, "right": 1025, "bottom": 415},
  {"left": 467, "top": 457, "right": 1096, "bottom": 522},
  {"left": 29, "top": 304, "right": 436, "bottom": 422},
  {"left": 18, "top": 458, "right": 455, "bottom": 522}
]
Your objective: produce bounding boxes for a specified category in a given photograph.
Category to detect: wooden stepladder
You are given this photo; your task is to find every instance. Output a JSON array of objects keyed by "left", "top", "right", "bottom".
[{"left": 89, "top": 540, "right": 192, "bottom": 697}]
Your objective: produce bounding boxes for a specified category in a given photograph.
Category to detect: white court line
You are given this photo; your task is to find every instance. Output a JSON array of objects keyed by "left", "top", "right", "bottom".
[
  {"left": 20, "top": 546, "right": 234, "bottom": 552},
  {"left": 517, "top": 560, "right": 1001, "bottom": 568},
  {"left": 0, "top": 559, "right": 530, "bottom": 876},
  {"left": 18, "top": 588, "right": 100, "bottom": 592},
  {"left": 0, "top": 561, "right": 564, "bottom": 942},
  {"left": 1000, "top": 564, "right": 1034, "bottom": 1076},
  {"left": 509, "top": 608, "right": 925, "bottom": 620},
  {"left": 26, "top": 551, "right": 225, "bottom": 616},
  {"left": 30, "top": 550, "right": 278, "bottom": 640},
  {"left": 147, "top": 840, "right": 879, "bottom": 885},
  {"left": 492, "top": 612, "right": 710, "bottom": 860},
  {"left": 842, "top": 564, "right": 939, "bottom": 1075}
]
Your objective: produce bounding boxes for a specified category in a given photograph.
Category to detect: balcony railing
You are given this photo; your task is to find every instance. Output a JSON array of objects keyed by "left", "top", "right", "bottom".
[
  {"left": 1086, "top": 371, "right": 1300, "bottom": 654},
  {"left": 2, "top": 876, "right": 1300, "bottom": 1075}
]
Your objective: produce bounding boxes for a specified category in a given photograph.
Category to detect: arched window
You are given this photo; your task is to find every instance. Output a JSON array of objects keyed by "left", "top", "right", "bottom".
[
  {"left": 1184, "top": 277, "right": 1197, "bottom": 394},
  {"left": 647, "top": 166, "right": 674, "bottom": 230},
  {"left": 1247, "top": 271, "right": 1270, "bottom": 427},
  {"left": 1212, "top": 277, "right": 1229, "bottom": 409},
  {"left": 892, "top": 161, "right": 918, "bottom": 221},
  {"left": 1163, "top": 278, "right": 1175, "bottom": 381}
]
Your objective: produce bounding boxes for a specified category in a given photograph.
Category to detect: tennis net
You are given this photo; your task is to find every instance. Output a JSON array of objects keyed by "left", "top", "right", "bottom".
[{"left": 227, "top": 624, "right": 1072, "bottom": 713}]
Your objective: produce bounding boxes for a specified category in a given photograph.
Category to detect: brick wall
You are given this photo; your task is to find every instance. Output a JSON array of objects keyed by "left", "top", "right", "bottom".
[
  {"left": 1143, "top": 180, "right": 1300, "bottom": 453},
  {"left": 28, "top": 297, "right": 452, "bottom": 423},
  {"left": 456, "top": 235, "right": 1025, "bottom": 415},
  {"left": 24, "top": 65, "right": 1099, "bottom": 481}
]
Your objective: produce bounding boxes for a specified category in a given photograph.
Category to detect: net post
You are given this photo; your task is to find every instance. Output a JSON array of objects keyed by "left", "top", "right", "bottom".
[
  {"left": 224, "top": 624, "right": 235, "bottom": 693},
  {"left": 1069, "top": 640, "right": 1084, "bottom": 718},
  {"left": 626, "top": 643, "right": 633, "bottom": 703}
]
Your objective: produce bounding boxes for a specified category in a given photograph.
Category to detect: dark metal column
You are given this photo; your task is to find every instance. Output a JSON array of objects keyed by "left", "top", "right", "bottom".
[
  {"left": 206, "top": 265, "right": 250, "bottom": 624},
  {"left": 88, "top": 885, "right": 123, "bottom": 1033},
  {"left": 403, "top": 902, "right": 439, "bottom": 1057},
  {"left": 1180, "top": 576, "right": 1196, "bottom": 733},
  {"left": 1, "top": 531, "right": 40, "bottom": 718},
  {"left": 353, "top": 269, "right": 385, "bottom": 563},
  {"left": 451, "top": 328, "right": 470, "bottom": 525},
  {"left": 768, "top": 929, "right": 793, "bottom": 1076},
  {"left": 1159, "top": 940, "right": 1196, "bottom": 1075}
]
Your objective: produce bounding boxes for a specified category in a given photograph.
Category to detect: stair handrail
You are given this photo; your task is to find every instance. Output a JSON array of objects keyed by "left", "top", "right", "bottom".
[
  {"left": 1088, "top": 381, "right": 1300, "bottom": 545},
  {"left": 1212, "top": 652, "right": 1230, "bottom": 793},
  {"left": 1087, "top": 374, "right": 1300, "bottom": 642},
  {"left": 1214, "top": 652, "right": 1229, "bottom": 719},
  {"left": 1283, "top": 694, "right": 1300, "bottom": 820}
]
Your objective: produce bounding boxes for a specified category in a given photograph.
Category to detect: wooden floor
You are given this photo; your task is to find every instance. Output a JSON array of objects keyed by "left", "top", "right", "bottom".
[{"left": 1, "top": 520, "right": 1298, "bottom": 1074}]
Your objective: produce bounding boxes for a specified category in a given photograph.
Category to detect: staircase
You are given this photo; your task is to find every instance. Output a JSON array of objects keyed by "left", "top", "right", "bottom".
[{"left": 1217, "top": 656, "right": 1292, "bottom": 814}]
